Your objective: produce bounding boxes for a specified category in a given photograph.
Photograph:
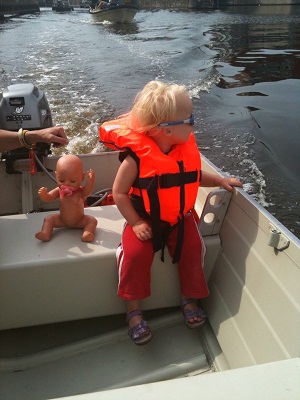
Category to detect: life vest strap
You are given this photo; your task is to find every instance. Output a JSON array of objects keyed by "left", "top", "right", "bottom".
[
  {"left": 146, "top": 176, "right": 163, "bottom": 253},
  {"left": 144, "top": 161, "right": 188, "bottom": 264},
  {"left": 172, "top": 161, "right": 185, "bottom": 263},
  {"left": 133, "top": 170, "right": 199, "bottom": 189}
]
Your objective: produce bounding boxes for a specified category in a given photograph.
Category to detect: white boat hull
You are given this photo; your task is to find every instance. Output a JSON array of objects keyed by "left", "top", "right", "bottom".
[{"left": 89, "top": 5, "right": 138, "bottom": 23}]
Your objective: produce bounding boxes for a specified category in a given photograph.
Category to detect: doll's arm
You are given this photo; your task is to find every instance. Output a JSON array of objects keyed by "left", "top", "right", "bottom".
[
  {"left": 38, "top": 187, "right": 60, "bottom": 202},
  {"left": 82, "top": 169, "right": 95, "bottom": 198}
]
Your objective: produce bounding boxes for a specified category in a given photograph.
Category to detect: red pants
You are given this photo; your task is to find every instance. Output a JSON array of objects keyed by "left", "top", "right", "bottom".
[{"left": 117, "top": 211, "right": 209, "bottom": 300}]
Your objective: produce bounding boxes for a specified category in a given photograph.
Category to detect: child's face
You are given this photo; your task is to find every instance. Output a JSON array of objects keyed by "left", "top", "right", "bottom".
[
  {"left": 169, "top": 94, "right": 194, "bottom": 144},
  {"left": 169, "top": 120, "right": 193, "bottom": 144}
]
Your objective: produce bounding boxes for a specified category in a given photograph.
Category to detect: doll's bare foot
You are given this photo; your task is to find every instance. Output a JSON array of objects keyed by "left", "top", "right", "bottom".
[
  {"left": 81, "top": 231, "right": 95, "bottom": 242},
  {"left": 35, "top": 232, "right": 51, "bottom": 241}
]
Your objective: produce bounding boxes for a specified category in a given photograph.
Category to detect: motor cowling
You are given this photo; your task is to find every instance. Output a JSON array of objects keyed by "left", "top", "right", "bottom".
[{"left": 0, "top": 83, "right": 53, "bottom": 173}]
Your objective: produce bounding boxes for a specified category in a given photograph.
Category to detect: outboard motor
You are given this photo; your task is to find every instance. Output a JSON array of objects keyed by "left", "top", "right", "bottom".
[{"left": 0, "top": 83, "right": 53, "bottom": 173}]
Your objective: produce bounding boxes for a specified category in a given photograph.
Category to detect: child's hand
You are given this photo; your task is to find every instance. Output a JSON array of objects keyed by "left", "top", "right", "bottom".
[
  {"left": 132, "top": 220, "right": 152, "bottom": 241},
  {"left": 220, "top": 177, "right": 242, "bottom": 192}
]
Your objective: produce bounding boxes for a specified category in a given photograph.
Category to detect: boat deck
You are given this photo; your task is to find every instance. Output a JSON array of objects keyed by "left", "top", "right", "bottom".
[
  {"left": 0, "top": 310, "right": 219, "bottom": 399},
  {"left": 0, "top": 194, "right": 223, "bottom": 400}
]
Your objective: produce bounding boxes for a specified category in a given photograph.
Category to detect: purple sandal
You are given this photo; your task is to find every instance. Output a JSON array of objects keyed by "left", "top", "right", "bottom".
[
  {"left": 126, "top": 310, "right": 153, "bottom": 346},
  {"left": 182, "top": 298, "right": 206, "bottom": 329}
]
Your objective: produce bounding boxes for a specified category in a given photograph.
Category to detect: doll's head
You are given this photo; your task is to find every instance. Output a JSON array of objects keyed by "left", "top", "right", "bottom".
[{"left": 55, "top": 155, "right": 85, "bottom": 193}]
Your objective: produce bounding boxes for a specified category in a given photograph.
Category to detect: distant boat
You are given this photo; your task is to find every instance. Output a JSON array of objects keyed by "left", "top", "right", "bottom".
[
  {"left": 52, "top": 0, "right": 73, "bottom": 11},
  {"left": 89, "top": 0, "right": 138, "bottom": 23},
  {"left": 80, "top": 0, "right": 91, "bottom": 8}
]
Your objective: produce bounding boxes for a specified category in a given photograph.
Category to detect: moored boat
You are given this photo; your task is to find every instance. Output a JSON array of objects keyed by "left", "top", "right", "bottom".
[
  {"left": 89, "top": 0, "right": 138, "bottom": 23},
  {"left": 0, "top": 0, "right": 39, "bottom": 19},
  {"left": 0, "top": 84, "right": 299, "bottom": 399}
]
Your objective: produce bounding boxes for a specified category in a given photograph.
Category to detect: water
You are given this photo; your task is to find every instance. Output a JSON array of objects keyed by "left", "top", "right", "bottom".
[{"left": 0, "top": 6, "right": 300, "bottom": 238}]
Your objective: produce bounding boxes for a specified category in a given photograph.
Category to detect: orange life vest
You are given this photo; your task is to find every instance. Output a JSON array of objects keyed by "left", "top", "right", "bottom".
[{"left": 100, "top": 117, "right": 202, "bottom": 262}]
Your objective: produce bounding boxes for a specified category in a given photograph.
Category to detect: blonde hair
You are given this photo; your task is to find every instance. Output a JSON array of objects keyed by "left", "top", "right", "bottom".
[{"left": 128, "top": 81, "right": 190, "bottom": 133}]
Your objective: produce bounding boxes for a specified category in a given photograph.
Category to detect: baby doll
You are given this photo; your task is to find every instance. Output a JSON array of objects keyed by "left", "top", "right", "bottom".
[{"left": 35, "top": 154, "right": 98, "bottom": 242}]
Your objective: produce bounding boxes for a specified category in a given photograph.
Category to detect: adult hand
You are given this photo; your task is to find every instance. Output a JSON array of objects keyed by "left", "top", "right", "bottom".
[{"left": 25, "top": 126, "right": 69, "bottom": 147}]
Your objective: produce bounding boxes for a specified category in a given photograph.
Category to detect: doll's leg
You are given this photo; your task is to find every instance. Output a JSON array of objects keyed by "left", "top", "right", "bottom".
[
  {"left": 81, "top": 215, "right": 98, "bottom": 242},
  {"left": 35, "top": 213, "right": 62, "bottom": 241}
]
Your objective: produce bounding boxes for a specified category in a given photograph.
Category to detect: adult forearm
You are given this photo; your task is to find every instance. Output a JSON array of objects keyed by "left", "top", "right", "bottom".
[
  {"left": 0, "top": 129, "right": 22, "bottom": 152},
  {"left": 0, "top": 127, "right": 68, "bottom": 153}
]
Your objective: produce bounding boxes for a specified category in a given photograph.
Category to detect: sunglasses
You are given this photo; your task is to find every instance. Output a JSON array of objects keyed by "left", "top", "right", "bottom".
[{"left": 158, "top": 114, "right": 195, "bottom": 127}]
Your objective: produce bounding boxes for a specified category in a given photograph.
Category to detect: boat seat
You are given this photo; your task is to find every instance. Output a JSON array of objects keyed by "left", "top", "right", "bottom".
[{"left": 0, "top": 193, "right": 225, "bottom": 330}]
